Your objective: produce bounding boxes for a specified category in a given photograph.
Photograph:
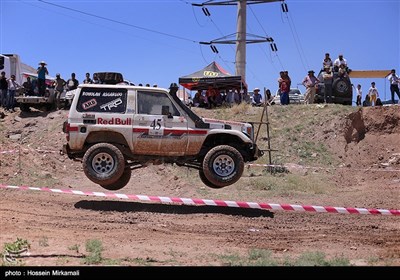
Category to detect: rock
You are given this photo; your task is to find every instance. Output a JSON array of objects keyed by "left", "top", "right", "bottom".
[{"left": 9, "top": 134, "right": 22, "bottom": 140}]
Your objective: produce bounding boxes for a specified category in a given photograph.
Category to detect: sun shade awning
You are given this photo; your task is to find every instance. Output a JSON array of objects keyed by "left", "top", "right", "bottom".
[
  {"left": 179, "top": 61, "right": 247, "bottom": 91},
  {"left": 349, "top": 70, "right": 392, "bottom": 78}
]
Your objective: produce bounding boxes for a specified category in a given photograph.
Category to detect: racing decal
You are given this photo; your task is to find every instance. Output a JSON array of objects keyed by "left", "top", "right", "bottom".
[
  {"left": 149, "top": 118, "right": 164, "bottom": 136},
  {"left": 77, "top": 88, "right": 127, "bottom": 113},
  {"left": 97, "top": 117, "right": 132, "bottom": 125},
  {"left": 100, "top": 98, "right": 123, "bottom": 111},
  {"left": 133, "top": 128, "right": 207, "bottom": 139},
  {"left": 82, "top": 98, "right": 97, "bottom": 110}
]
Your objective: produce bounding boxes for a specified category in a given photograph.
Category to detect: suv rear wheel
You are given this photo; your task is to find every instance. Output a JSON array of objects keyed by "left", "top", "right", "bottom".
[
  {"left": 202, "top": 145, "right": 244, "bottom": 188},
  {"left": 82, "top": 143, "right": 125, "bottom": 186}
]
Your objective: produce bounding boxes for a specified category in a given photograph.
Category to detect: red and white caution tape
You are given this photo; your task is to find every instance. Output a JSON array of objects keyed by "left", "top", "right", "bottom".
[
  {"left": 246, "top": 163, "right": 400, "bottom": 172},
  {"left": 1, "top": 184, "right": 399, "bottom": 216}
]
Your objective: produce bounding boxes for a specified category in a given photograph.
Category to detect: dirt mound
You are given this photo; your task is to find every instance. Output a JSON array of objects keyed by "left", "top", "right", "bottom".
[{"left": 343, "top": 106, "right": 400, "bottom": 143}]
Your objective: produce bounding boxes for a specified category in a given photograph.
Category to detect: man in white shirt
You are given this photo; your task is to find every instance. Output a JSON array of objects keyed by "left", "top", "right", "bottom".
[
  {"left": 388, "top": 69, "right": 400, "bottom": 104},
  {"left": 333, "top": 54, "right": 348, "bottom": 73}
]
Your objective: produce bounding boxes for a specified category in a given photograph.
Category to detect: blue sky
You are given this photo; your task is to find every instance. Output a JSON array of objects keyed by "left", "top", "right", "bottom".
[{"left": 1, "top": 0, "right": 399, "bottom": 103}]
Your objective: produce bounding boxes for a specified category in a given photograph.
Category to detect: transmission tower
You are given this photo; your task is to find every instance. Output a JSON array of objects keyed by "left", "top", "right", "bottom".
[{"left": 194, "top": 0, "right": 282, "bottom": 82}]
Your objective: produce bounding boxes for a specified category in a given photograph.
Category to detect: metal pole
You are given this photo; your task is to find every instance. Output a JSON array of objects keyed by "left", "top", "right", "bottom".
[{"left": 236, "top": 0, "right": 246, "bottom": 81}]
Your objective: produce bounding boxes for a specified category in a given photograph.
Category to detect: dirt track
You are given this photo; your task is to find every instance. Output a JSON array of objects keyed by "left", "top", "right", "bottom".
[{"left": 0, "top": 105, "right": 399, "bottom": 266}]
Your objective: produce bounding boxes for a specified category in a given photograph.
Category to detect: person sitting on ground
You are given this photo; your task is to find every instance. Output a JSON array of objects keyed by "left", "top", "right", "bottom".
[
  {"left": 265, "top": 89, "right": 275, "bottom": 105},
  {"left": 362, "top": 93, "right": 370, "bottom": 107},
  {"left": 252, "top": 88, "right": 263, "bottom": 106}
]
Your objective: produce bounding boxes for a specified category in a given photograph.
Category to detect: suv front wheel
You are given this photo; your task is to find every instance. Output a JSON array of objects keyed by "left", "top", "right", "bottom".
[
  {"left": 202, "top": 145, "right": 244, "bottom": 188},
  {"left": 82, "top": 143, "right": 125, "bottom": 186}
]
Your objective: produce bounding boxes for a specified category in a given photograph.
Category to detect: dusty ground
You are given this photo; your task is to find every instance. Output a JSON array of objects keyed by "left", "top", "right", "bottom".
[{"left": 0, "top": 104, "right": 399, "bottom": 267}]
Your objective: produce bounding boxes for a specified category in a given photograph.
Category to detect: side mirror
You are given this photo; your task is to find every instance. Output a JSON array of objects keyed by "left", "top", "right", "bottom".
[{"left": 162, "top": 105, "right": 170, "bottom": 116}]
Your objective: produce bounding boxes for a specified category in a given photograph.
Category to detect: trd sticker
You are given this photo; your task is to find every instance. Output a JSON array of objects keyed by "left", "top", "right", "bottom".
[
  {"left": 100, "top": 98, "right": 123, "bottom": 111},
  {"left": 82, "top": 98, "right": 97, "bottom": 110}
]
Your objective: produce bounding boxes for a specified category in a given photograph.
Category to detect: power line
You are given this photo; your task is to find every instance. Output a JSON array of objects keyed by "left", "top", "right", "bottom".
[{"left": 38, "top": 0, "right": 199, "bottom": 43}]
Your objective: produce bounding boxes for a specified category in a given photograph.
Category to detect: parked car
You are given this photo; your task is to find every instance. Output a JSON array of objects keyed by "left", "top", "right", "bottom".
[
  {"left": 315, "top": 70, "right": 353, "bottom": 105},
  {"left": 273, "top": 88, "right": 304, "bottom": 105}
]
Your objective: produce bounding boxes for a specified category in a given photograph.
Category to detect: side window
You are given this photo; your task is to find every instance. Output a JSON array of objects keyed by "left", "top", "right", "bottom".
[
  {"left": 77, "top": 87, "right": 127, "bottom": 113},
  {"left": 137, "top": 90, "right": 180, "bottom": 116}
]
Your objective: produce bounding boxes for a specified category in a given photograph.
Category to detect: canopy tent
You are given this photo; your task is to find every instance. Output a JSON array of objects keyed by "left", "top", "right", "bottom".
[
  {"left": 22, "top": 72, "right": 55, "bottom": 86},
  {"left": 179, "top": 61, "right": 247, "bottom": 91},
  {"left": 349, "top": 70, "right": 392, "bottom": 78}
]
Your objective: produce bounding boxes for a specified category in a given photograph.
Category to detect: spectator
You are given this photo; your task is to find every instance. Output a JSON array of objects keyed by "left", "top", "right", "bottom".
[
  {"left": 37, "top": 61, "right": 49, "bottom": 96},
  {"left": 252, "top": 88, "right": 263, "bottom": 106},
  {"left": 54, "top": 73, "right": 66, "bottom": 110},
  {"left": 302, "top": 70, "right": 319, "bottom": 104},
  {"left": 226, "top": 89, "right": 235, "bottom": 105},
  {"left": 265, "top": 89, "right": 275, "bottom": 105},
  {"left": 192, "top": 90, "right": 202, "bottom": 107},
  {"left": 22, "top": 76, "right": 34, "bottom": 96},
  {"left": 322, "top": 53, "right": 333, "bottom": 70},
  {"left": 83, "top": 72, "right": 92, "bottom": 84},
  {"left": 322, "top": 66, "right": 333, "bottom": 103},
  {"left": 333, "top": 54, "right": 348, "bottom": 73},
  {"left": 362, "top": 93, "right": 370, "bottom": 107},
  {"left": 278, "top": 71, "right": 290, "bottom": 105},
  {"left": 66, "top": 73, "right": 79, "bottom": 91},
  {"left": 92, "top": 73, "right": 101, "bottom": 84},
  {"left": 284, "top": 70, "right": 292, "bottom": 89},
  {"left": 206, "top": 85, "right": 217, "bottom": 109},
  {"left": 367, "top": 82, "right": 379, "bottom": 107},
  {"left": 355, "top": 84, "right": 362, "bottom": 106},
  {"left": 7, "top": 74, "right": 21, "bottom": 112},
  {"left": 388, "top": 69, "right": 400, "bottom": 104},
  {"left": 1, "top": 71, "right": 9, "bottom": 108}
]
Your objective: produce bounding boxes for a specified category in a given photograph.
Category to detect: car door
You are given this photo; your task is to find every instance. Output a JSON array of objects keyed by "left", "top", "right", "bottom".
[{"left": 133, "top": 89, "right": 188, "bottom": 156}]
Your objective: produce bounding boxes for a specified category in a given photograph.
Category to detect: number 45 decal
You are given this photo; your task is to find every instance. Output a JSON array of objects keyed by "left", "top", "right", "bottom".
[{"left": 150, "top": 118, "right": 162, "bottom": 130}]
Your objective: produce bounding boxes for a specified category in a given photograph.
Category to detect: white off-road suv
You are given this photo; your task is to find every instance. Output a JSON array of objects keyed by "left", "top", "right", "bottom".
[{"left": 62, "top": 78, "right": 263, "bottom": 191}]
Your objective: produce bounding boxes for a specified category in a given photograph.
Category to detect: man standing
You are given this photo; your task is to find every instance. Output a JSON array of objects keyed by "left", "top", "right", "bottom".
[
  {"left": 0, "top": 71, "right": 8, "bottom": 108},
  {"left": 322, "top": 66, "right": 333, "bottom": 103},
  {"left": 7, "top": 75, "right": 20, "bottom": 112},
  {"left": 37, "top": 61, "right": 49, "bottom": 96},
  {"left": 54, "top": 73, "right": 66, "bottom": 110},
  {"left": 302, "top": 70, "right": 319, "bottom": 104},
  {"left": 388, "top": 69, "right": 400, "bottom": 104},
  {"left": 368, "top": 82, "right": 379, "bottom": 107},
  {"left": 278, "top": 71, "right": 290, "bottom": 105},
  {"left": 66, "top": 73, "right": 79, "bottom": 91}
]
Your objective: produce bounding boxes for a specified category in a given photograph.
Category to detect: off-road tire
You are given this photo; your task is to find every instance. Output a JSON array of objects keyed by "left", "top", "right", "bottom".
[
  {"left": 199, "top": 170, "right": 220, "bottom": 189},
  {"left": 202, "top": 145, "right": 244, "bottom": 188},
  {"left": 100, "top": 168, "right": 131, "bottom": 191},
  {"left": 83, "top": 143, "right": 125, "bottom": 186},
  {"left": 19, "top": 103, "right": 30, "bottom": 112},
  {"left": 333, "top": 77, "right": 350, "bottom": 94}
]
